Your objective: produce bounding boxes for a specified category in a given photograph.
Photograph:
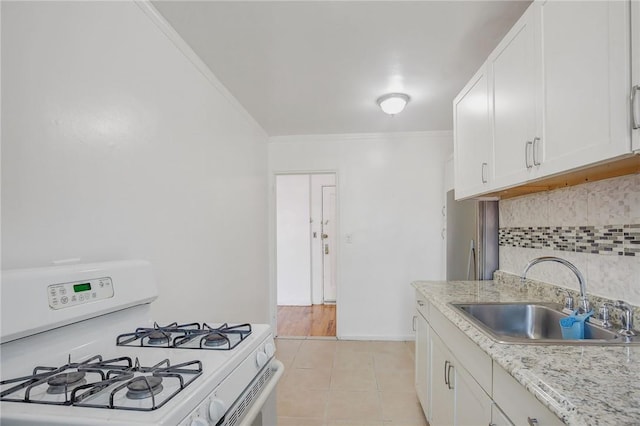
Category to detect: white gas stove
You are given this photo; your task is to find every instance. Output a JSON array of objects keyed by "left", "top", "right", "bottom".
[{"left": 0, "top": 260, "right": 283, "bottom": 426}]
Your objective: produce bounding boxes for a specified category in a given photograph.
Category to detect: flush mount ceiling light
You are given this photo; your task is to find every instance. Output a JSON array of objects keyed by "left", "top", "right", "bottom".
[{"left": 377, "top": 93, "right": 410, "bottom": 115}]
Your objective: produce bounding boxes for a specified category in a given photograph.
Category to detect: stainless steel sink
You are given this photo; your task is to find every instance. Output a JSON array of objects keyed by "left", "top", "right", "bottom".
[{"left": 450, "top": 302, "right": 636, "bottom": 345}]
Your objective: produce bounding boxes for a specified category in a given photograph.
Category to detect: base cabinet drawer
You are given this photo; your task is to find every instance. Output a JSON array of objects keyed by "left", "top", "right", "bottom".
[{"left": 493, "top": 365, "right": 563, "bottom": 426}]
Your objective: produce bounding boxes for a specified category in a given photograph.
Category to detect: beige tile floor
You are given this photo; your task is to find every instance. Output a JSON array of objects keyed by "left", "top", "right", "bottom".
[{"left": 275, "top": 338, "right": 428, "bottom": 426}]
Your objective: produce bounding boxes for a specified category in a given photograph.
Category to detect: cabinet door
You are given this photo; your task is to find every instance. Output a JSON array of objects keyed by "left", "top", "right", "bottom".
[
  {"left": 415, "top": 311, "right": 430, "bottom": 421},
  {"left": 493, "top": 365, "right": 564, "bottom": 426},
  {"left": 536, "top": 0, "right": 631, "bottom": 175},
  {"left": 633, "top": 0, "right": 640, "bottom": 151},
  {"left": 429, "top": 332, "right": 455, "bottom": 426},
  {"left": 491, "top": 403, "right": 514, "bottom": 426},
  {"left": 490, "top": 5, "right": 538, "bottom": 190},
  {"left": 454, "top": 63, "right": 492, "bottom": 200},
  {"left": 454, "top": 363, "right": 492, "bottom": 426}
]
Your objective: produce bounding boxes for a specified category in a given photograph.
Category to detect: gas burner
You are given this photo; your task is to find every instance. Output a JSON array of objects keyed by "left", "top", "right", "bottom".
[
  {"left": 46, "top": 372, "right": 87, "bottom": 394},
  {"left": 117, "top": 322, "right": 252, "bottom": 350},
  {"left": 146, "top": 330, "right": 170, "bottom": 346},
  {"left": 125, "top": 376, "right": 163, "bottom": 400},
  {"left": 202, "top": 333, "right": 227, "bottom": 347}
]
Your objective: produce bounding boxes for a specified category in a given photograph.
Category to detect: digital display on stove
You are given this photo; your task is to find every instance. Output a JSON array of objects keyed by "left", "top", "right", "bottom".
[{"left": 73, "top": 282, "right": 92, "bottom": 293}]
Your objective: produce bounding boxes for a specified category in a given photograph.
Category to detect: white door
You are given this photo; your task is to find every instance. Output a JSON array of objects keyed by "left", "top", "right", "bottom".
[
  {"left": 275, "top": 175, "right": 311, "bottom": 306},
  {"left": 321, "top": 186, "right": 337, "bottom": 303}
]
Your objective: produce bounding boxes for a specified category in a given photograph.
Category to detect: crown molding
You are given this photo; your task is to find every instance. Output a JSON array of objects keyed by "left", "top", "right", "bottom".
[{"left": 269, "top": 130, "right": 453, "bottom": 144}]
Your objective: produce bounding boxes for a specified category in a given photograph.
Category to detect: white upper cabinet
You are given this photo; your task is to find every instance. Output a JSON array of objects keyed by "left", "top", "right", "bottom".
[
  {"left": 535, "top": 0, "right": 631, "bottom": 176},
  {"left": 633, "top": 0, "right": 640, "bottom": 151},
  {"left": 454, "top": 0, "right": 635, "bottom": 198},
  {"left": 490, "top": 7, "right": 538, "bottom": 189},
  {"left": 454, "top": 63, "right": 492, "bottom": 199}
]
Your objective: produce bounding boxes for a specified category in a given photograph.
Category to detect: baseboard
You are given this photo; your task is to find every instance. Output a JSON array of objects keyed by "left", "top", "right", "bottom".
[
  {"left": 276, "top": 335, "right": 338, "bottom": 341},
  {"left": 337, "top": 334, "right": 415, "bottom": 341}
]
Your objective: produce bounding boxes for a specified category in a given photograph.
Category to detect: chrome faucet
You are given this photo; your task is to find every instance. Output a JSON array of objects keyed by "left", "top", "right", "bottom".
[
  {"left": 521, "top": 256, "right": 590, "bottom": 314},
  {"left": 614, "top": 301, "right": 636, "bottom": 336}
]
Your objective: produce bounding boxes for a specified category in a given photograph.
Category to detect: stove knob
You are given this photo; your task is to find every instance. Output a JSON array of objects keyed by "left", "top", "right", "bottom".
[
  {"left": 190, "top": 418, "right": 208, "bottom": 426},
  {"left": 256, "top": 350, "right": 268, "bottom": 368},
  {"left": 208, "top": 398, "right": 226, "bottom": 423},
  {"left": 265, "top": 342, "right": 276, "bottom": 357}
]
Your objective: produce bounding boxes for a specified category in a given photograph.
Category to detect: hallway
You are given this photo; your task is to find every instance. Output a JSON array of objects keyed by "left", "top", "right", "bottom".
[{"left": 277, "top": 305, "right": 336, "bottom": 337}]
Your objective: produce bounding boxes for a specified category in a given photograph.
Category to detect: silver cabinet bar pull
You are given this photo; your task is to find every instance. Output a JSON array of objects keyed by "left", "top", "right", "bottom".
[
  {"left": 533, "top": 137, "right": 541, "bottom": 166},
  {"left": 527, "top": 417, "right": 539, "bottom": 426},
  {"left": 444, "top": 360, "right": 449, "bottom": 386},
  {"left": 633, "top": 85, "right": 640, "bottom": 130},
  {"left": 481, "top": 162, "right": 488, "bottom": 183},
  {"left": 447, "top": 363, "right": 454, "bottom": 390},
  {"left": 525, "top": 141, "right": 533, "bottom": 169}
]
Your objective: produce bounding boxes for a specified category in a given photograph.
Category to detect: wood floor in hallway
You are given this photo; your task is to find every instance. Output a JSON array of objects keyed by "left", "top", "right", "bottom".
[{"left": 277, "top": 304, "right": 336, "bottom": 337}]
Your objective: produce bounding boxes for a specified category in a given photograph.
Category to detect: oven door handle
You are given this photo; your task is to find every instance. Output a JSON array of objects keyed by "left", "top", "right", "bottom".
[{"left": 238, "top": 359, "right": 285, "bottom": 426}]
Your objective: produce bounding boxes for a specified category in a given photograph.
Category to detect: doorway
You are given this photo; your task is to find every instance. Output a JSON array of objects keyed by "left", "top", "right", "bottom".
[{"left": 275, "top": 173, "right": 337, "bottom": 337}]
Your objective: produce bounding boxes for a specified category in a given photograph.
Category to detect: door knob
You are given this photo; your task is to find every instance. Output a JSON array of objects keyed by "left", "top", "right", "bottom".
[{"left": 321, "top": 233, "right": 328, "bottom": 239}]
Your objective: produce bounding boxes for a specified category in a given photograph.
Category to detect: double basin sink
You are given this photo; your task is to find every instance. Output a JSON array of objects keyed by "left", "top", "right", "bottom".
[{"left": 450, "top": 302, "right": 637, "bottom": 345}]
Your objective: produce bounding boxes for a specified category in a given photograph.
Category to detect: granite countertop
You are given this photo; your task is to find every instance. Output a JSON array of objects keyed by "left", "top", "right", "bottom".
[{"left": 412, "top": 277, "right": 640, "bottom": 426}]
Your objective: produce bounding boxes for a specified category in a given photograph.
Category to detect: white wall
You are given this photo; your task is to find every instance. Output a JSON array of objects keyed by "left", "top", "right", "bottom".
[
  {"left": 276, "top": 175, "right": 312, "bottom": 305},
  {"left": 1, "top": 1, "right": 270, "bottom": 324},
  {"left": 269, "top": 132, "right": 452, "bottom": 339}
]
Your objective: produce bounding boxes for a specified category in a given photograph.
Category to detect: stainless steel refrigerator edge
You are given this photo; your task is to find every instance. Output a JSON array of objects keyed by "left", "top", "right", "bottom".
[{"left": 446, "top": 190, "right": 499, "bottom": 281}]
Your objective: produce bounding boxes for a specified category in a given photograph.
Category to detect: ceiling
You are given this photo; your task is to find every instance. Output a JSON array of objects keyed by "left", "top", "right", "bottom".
[{"left": 153, "top": 1, "right": 531, "bottom": 137}]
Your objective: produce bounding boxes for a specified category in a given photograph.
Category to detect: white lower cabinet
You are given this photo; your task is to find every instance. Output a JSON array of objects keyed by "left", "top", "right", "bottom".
[
  {"left": 493, "top": 365, "right": 564, "bottom": 426},
  {"left": 429, "top": 332, "right": 456, "bottom": 426},
  {"left": 491, "top": 403, "right": 514, "bottom": 426},
  {"left": 429, "top": 325, "right": 492, "bottom": 426},
  {"left": 453, "top": 352, "right": 492, "bottom": 426},
  {"left": 414, "top": 308, "right": 429, "bottom": 420},
  {"left": 415, "top": 292, "right": 563, "bottom": 426}
]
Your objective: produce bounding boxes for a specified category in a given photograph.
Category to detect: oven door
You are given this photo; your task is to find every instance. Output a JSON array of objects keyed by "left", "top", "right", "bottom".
[{"left": 231, "top": 359, "right": 284, "bottom": 426}]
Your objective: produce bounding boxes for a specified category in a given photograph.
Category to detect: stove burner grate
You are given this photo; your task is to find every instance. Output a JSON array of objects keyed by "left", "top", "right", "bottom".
[
  {"left": 0, "top": 354, "right": 203, "bottom": 411},
  {"left": 0, "top": 355, "right": 130, "bottom": 405},
  {"left": 71, "top": 357, "right": 202, "bottom": 411},
  {"left": 116, "top": 322, "right": 252, "bottom": 350}
]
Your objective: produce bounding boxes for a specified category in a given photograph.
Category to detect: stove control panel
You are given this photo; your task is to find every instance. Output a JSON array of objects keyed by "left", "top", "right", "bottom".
[{"left": 47, "top": 277, "right": 114, "bottom": 310}]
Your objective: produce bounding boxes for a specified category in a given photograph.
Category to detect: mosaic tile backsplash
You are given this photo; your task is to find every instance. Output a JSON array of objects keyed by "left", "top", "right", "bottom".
[
  {"left": 499, "top": 224, "right": 639, "bottom": 255},
  {"left": 498, "top": 173, "right": 640, "bottom": 306}
]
